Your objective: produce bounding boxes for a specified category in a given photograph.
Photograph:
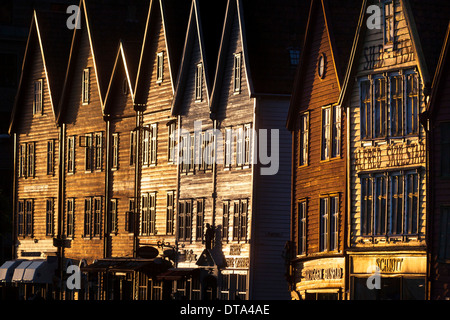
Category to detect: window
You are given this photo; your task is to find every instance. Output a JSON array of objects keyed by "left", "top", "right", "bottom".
[
  {"left": 67, "top": 199, "right": 74, "bottom": 238},
  {"left": 298, "top": 200, "right": 307, "bottom": 255},
  {"left": 441, "top": 123, "right": 450, "bottom": 177},
  {"left": 130, "top": 131, "right": 137, "bottom": 165},
  {"left": 19, "top": 142, "right": 35, "bottom": 178},
  {"left": 233, "top": 52, "right": 241, "bottom": 93},
  {"left": 47, "top": 140, "right": 55, "bottom": 175},
  {"left": 82, "top": 68, "right": 90, "bottom": 104},
  {"left": 157, "top": 52, "right": 164, "bottom": 83},
  {"left": 168, "top": 122, "right": 176, "bottom": 163},
  {"left": 222, "top": 201, "right": 230, "bottom": 242},
  {"left": 93, "top": 197, "right": 102, "bottom": 237},
  {"left": 33, "top": 79, "right": 43, "bottom": 115},
  {"left": 84, "top": 134, "right": 93, "bottom": 171},
  {"left": 112, "top": 133, "right": 119, "bottom": 169},
  {"left": 126, "top": 199, "right": 135, "bottom": 233},
  {"left": 289, "top": 48, "right": 300, "bottom": 66},
  {"left": 166, "top": 191, "right": 174, "bottom": 235},
  {"left": 361, "top": 171, "right": 420, "bottom": 237},
  {"left": 110, "top": 199, "right": 118, "bottom": 234},
  {"left": 205, "top": 131, "right": 215, "bottom": 170},
  {"left": 68, "top": 136, "right": 75, "bottom": 173},
  {"left": 17, "top": 200, "right": 34, "bottom": 237},
  {"left": 196, "top": 199, "right": 205, "bottom": 241},
  {"left": 18, "top": 144, "right": 26, "bottom": 177},
  {"left": 405, "top": 72, "right": 419, "bottom": 135},
  {"left": 299, "top": 113, "right": 309, "bottom": 166},
  {"left": 141, "top": 193, "right": 156, "bottom": 236},
  {"left": 360, "top": 80, "right": 372, "bottom": 140},
  {"left": 178, "top": 200, "right": 193, "bottom": 241},
  {"left": 195, "top": 63, "right": 203, "bottom": 101},
  {"left": 220, "top": 273, "right": 248, "bottom": 300},
  {"left": 322, "top": 107, "right": 341, "bottom": 160},
  {"left": 390, "top": 74, "right": 403, "bottom": 137},
  {"left": 233, "top": 199, "right": 248, "bottom": 242},
  {"left": 150, "top": 124, "right": 157, "bottom": 165},
  {"left": 224, "top": 128, "right": 232, "bottom": 169},
  {"left": 384, "top": 1, "right": 394, "bottom": 46},
  {"left": 84, "top": 198, "right": 92, "bottom": 237},
  {"left": 46, "top": 199, "right": 54, "bottom": 236},
  {"left": 143, "top": 126, "right": 149, "bottom": 166},
  {"left": 439, "top": 206, "right": 450, "bottom": 261},
  {"left": 94, "top": 133, "right": 103, "bottom": 170},
  {"left": 244, "top": 125, "right": 251, "bottom": 166},
  {"left": 319, "top": 196, "right": 338, "bottom": 252},
  {"left": 374, "top": 77, "right": 387, "bottom": 138},
  {"left": 27, "top": 143, "right": 35, "bottom": 178}
]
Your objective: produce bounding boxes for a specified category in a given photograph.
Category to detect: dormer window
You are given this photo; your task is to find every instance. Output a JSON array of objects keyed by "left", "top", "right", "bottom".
[
  {"left": 233, "top": 52, "right": 242, "bottom": 93},
  {"left": 33, "top": 79, "right": 43, "bottom": 115},
  {"left": 157, "top": 52, "right": 164, "bottom": 83}
]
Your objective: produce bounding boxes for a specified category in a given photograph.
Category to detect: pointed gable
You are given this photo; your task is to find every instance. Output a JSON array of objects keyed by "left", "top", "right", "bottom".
[{"left": 9, "top": 10, "right": 72, "bottom": 134}]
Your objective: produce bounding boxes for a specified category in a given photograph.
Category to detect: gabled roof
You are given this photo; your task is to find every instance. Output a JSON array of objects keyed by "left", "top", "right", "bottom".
[
  {"left": 210, "top": 0, "right": 310, "bottom": 117},
  {"left": 286, "top": 0, "right": 362, "bottom": 130},
  {"left": 134, "top": 0, "right": 191, "bottom": 106},
  {"left": 57, "top": 0, "right": 148, "bottom": 123},
  {"left": 171, "top": 0, "right": 228, "bottom": 115},
  {"left": 9, "top": 9, "right": 72, "bottom": 135},
  {"left": 338, "top": 0, "right": 450, "bottom": 107}
]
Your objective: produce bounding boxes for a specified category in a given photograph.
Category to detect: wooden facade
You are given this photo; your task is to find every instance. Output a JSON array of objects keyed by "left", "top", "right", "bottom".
[
  {"left": 339, "top": 0, "right": 450, "bottom": 300},
  {"left": 286, "top": 0, "right": 361, "bottom": 300}
]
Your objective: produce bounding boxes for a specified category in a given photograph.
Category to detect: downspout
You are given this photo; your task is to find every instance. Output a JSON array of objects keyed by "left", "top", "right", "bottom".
[
  {"left": 104, "top": 118, "right": 111, "bottom": 259},
  {"left": 345, "top": 105, "right": 351, "bottom": 300},
  {"left": 211, "top": 118, "right": 217, "bottom": 240},
  {"left": 58, "top": 123, "right": 66, "bottom": 300},
  {"left": 423, "top": 112, "right": 432, "bottom": 300},
  {"left": 174, "top": 115, "right": 182, "bottom": 268},
  {"left": 133, "top": 108, "right": 143, "bottom": 258}
]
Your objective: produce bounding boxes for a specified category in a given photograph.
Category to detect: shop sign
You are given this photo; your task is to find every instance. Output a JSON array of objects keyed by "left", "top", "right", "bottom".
[{"left": 303, "top": 267, "right": 343, "bottom": 281}]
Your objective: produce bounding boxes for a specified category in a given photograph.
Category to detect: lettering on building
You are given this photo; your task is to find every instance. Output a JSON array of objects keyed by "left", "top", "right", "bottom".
[
  {"left": 376, "top": 258, "right": 403, "bottom": 273},
  {"left": 225, "top": 257, "right": 249, "bottom": 269},
  {"left": 303, "top": 267, "right": 343, "bottom": 281}
]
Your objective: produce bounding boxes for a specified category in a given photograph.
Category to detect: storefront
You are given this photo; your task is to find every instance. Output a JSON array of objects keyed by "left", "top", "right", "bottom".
[
  {"left": 349, "top": 253, "right": 426, "bottom": 300},
  {"left": 293, "top": 257, "right": 345, "bottom": 300}
]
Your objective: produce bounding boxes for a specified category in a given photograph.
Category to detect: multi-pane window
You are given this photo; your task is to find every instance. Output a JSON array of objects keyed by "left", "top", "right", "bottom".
[
  {"left": 157, "top": 52, "right": 164, "bottom": 83},
  {"left": 319, "top": 196, "right": 338, "bottom": 252},
  {"left": 143, "top": 126, "right": 150, "bottom": 166},
  {"left": 126, "top": 199, "right": 135, "bottom": 233},
  {"left": 84, "top": 134, "right": 93, "bottom": 171},
  {"left": 406, "top": 72, "right": 419, "bottom": 135},
  {"left": 19, "top": 142, "right": 35, "bottom": 178},
  {"left": 68, "top": 136, "right": 75, "bottom": 173},
  {"left": 180, "top": 134, "right": 194, "bottom": 173},
  {"left": 299, "top": 113, "right": 309, "bottom": 166},
  {"left": 220, "top": 273, "right": 247, "bottom": 300},
  {"left": 322, "top": 106, "right": 341, "bottom": 160},
  {"left": 244, "top": 125, "right": 251, "bottom": 166},
  {"left": 168, "top": 122, "right": 176, "bottom": 163},
  {"left": 233, "top": 199, "right": 248, "bottom": 242},
  {"left": 141, "top": 193, "right": 156, "bottom": 236},
  {"left": 47, "top": 140, "right": 55, "bottom": 175},
  {"left": 84, "top": 198, "right": 102, "bottom": 237},
  {"left": 112, "top": 133, "right": 119, "bottom": 170},
  {"left": 130, "top": 131, "right": 137, "bottom": 165},
  {"left": 297, "top": 200, "right": 307, "bottom": 255},
  {"left": 93, "top": 197, "right": 102, "bottom": 237},
  {"left": 110, "top": 199, "right": 118, "bottom": 234},
  {"left": 84, "top": 198, "right": 92, "bottom": 237},
  {"left": 195, "top": 63, "right": 203, "bottom": 101},
  {"left": 196, "top": 199, "right": 205, "bottom": 241},
  {"left": 142, "top": 124, "right": 157, "bottom": 166},
  {"left": 374, "top": 77, "right": 387, "bottom": 138},
  {"left": 360, "top": 71, "right": 420, "bottom": 139},
  {"left": 46, "top": 198, "right": 54, "bottom": 236},
  {"left": 441, "top": 123, "right": 450, "bottom": 177},
  {"left": 361, "top": 171, "right": 419, "bottom": 237},
  {"left": 233, "top": 52, "right": 242, "bottom": 93},
  {"left": 18, "top": 199, "right": 33, "bottom": 237},
  {"left": 150, "top": 124, "right": 157, "bottom": 165},
  {"left": 33, "top": 79, "right": 43, "bottom": 115},
  {"left": 94, "top": 133, "right": 103, "bottom": 170},
  {"left": 166, "top": 191, "right": 174, "bottom": 235},
  {"left": 390, "top": 74, "right": 403, "bottom": 136},
  {"left": 222, "top": 200, "right": 230, "bottom": 242},
  {"left": 67, "top": 198, "right": 74, "bottom": 238},
  {"left": 82, "top": 68, "right": 90, "bottom": 104},
  {"left": 224, "top": 128, "right": 232, "bottom": 169},
  {"left": 178, "top": 199, "right": 193, "bottom": 242},
  {"left": 384, "top": 1, "right": 394, "bottom": 46}
]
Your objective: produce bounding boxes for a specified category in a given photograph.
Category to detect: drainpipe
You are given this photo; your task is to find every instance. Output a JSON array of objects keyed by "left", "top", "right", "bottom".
[
  {"left": 12, "top": 133, "right": 17, "bottom": 260},
  {"left": 58, "top": 123, "right": 66, "bottom": 300},
  {"left": 104, "top": 118, "right": 111, "bottom": 259},
  {"left": 133, "top": 108, "right": 143, "bottom": 258}
]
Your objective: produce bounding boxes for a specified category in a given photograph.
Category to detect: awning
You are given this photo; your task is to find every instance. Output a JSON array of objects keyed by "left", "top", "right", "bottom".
[
  {"left": 157, "top": 268, "right": 201, "bottom": 281},
  {"left": 12, "top": 261, "right": 33, "bottom": 282},
  {"left": 22, "top": 260, "right": 57, "bottom": 284},
  {"left": 0, "top": 260, "right": 26, "bottom": 282}
]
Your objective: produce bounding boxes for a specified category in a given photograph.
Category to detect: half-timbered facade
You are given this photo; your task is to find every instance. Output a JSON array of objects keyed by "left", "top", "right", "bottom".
[
  {"left": 286, "top": 0, "right": 361, "bottom": 300},
  {"left": 339, "top": 0, "right": 450, "bottom": 300}
]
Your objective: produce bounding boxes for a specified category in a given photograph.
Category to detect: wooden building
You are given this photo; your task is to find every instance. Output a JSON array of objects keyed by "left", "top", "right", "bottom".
[
  {"left": 286, "top": 0, "right": 362, "bottom": 300},
  {"left": 425, "top": 22, "right": 450, "bottom": 300},
  {"left": 6, "top": 9, "right": 72, "bottom": 299},
  {"left": 339, "top": 0, "right": 450, "bottom": 300},
  {"left": 171, "top": 0, "right": 309, "bottom": 300}
]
